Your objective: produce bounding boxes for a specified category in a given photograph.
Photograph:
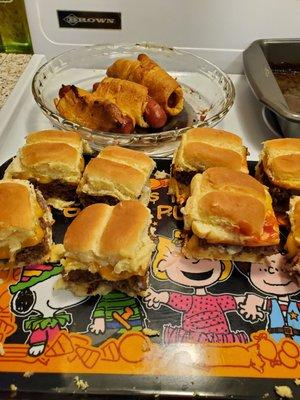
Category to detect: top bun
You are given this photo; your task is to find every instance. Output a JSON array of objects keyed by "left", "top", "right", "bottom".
[
  {"left": 64, "top": 200, "right": 154, "bottom": 275},
  {"left": 4, "top": 130, "right": 84, "bottom": 184},
  {"left": 261, "top": 138, "right": 300, "bottom": 189},
  {"left": 172, "top": 127, "right": 248, "bottom": 173},
  {"left": 77, "top": 145, "right": 155, "bottom": 201},
  {"left": 0, "top": 179, "right": 45, "bottom": 259},
  {"left": 183, "top": 167, "right": 279, "bottom": 246}
]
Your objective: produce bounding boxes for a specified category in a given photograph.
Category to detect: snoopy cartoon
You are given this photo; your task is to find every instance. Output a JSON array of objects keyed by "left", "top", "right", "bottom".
[{"left": 9, "top": 263, "right": 87, "bottom": 356}]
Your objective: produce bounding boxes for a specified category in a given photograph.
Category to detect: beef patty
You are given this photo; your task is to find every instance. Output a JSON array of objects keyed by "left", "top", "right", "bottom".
[
  {"left": 171, "top": 165, "right": 198, "bottom": 186},
  {"left": 78, "top": 193, "right": 119, "bottom": 208},
  {"left": 31, "top": 179, "right": 77, "bottom": 201},
  {"left": 64, "top": 269, "right": 148, "bottom": 295}
]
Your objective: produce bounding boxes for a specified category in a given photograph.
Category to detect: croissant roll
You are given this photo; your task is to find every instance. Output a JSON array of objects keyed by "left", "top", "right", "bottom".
[
  {"left": 93, "top": 77, "right": 150, "bottom": 128},
  {"left": 54, "top": 85, "right": 134, "bottom": 134},
  {"left": 107, "top": 54, "right": 184, "bottom": 116}
]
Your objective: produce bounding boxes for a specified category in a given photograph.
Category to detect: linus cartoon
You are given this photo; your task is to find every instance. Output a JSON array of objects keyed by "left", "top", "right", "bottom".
[{"left": 236, "top": 253, "right": 300, "bottom": 343}]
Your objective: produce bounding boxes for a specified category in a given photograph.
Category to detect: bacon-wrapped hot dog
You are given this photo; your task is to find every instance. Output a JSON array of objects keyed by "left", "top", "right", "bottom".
[
  {"left": 92, "top": 77, "right": 167, "bottom": 129},
  {"left": 107, "top": 54, "right": 184, "bottom": 117},
  {"left": 54, "top": 85, "right": 134, "bottom": 134}
]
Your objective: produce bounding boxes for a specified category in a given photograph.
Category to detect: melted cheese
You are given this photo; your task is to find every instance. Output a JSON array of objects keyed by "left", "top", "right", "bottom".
[
  {"left": 63, "top": 259, "right": 144, "bottom": 282},
  {"left": 0, "top": 247, "right": 10, "bottom": 259},
  {"left": 22, "top": 200, "right": 45, "bottom": 247},
  {"left": 99, "top": 265, "right": 133, "bottom": 282},
  {"left": 14, "top": 172, "right": 52, "bottom": 184},
  {"left": 22, "top": 225, "right": 44, "bottom": 247},
  {"left": 0, "top": 200, "right": 45, "bottom": 259}
]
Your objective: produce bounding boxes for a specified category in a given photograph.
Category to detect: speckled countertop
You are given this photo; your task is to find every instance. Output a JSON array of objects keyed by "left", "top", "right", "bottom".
[{"left": 0, "top": 53, "right": 32, "bottom": 109}]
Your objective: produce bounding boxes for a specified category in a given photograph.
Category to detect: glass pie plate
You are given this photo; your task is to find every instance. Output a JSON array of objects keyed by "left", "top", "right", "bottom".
[{"left": 32, "top": 43, "right": 235, "bottom": 157}]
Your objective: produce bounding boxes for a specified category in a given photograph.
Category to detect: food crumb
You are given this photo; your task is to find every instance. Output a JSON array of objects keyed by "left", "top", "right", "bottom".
[
  {"left": 294, "top": 379, "right": 300, "bottom": 386},
  {"left": 0, "top": 342, "right": 5, "bottom": 356},
  {"left": 274, "top": 385, "right": 293, "bottom": 398},
  {"left": 142, "top": 328, "right": 160, "bottom": 337},
  {"left": 154, "top": 170, "right": 169, "bottom": 179},
  {"left": 149, "top": 226, "right": 157, "bottom": 236},
  {"left": 74, "top": 376, "right": 89, "bottom": 391},
  {"left": 23, "top": 371, "right": 34, "bottom": 378},
  {"left": 49, "top": 243, "right": 65, "bottom": 262},
  {"left": 10, "top": 384, "right": 17, "bottom": 392},
  {"left": 262, "top": 393, "right": 269, "bottom": 398}
]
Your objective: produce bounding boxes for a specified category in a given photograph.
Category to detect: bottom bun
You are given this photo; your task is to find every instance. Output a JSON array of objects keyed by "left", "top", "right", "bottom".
[
  {"left": 183, "top": 234, "right": 278, "bottom": 263},
  {"left": 47, "top": 197, "right": 76, "bottom": 211}
]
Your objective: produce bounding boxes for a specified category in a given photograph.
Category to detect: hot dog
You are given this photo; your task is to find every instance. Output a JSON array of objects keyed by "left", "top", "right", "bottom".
[
  {"left": 55, "top": 85, "right": 134, "bottom": 134},
  {"left": 93, "top": 81, "right": 166, "bottom": 129},
  {"left": 143, "top": 98, "right": 167, "bottom": 129}
]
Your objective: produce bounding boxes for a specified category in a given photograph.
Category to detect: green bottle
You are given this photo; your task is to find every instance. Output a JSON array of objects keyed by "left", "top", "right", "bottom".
[{"left": 0, "top": 0, "right": 33, "bottom": 53}]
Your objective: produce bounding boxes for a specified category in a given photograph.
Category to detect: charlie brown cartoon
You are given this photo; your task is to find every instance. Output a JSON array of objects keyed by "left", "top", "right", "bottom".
[
  {"left": 144, "top": 233, "right": 248, "bottom": 344},
  {"left": 237, "top": 253, "right": 300, "bottom": 343}
]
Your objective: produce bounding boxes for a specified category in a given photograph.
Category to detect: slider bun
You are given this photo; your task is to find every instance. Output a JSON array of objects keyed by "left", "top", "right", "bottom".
[
  {"left": 261, "top": 138, "right": 300, "bottom": 189},
  {"left": 100, "top": 145, "right": 156, "bottom": 175},
  {"left": 78, "top": 157, "right": 147, "bottom": 199},
  {"left": 64, "top": 200, "right": 154, "bottom": 275},
  {"left": 198, "top": 191, "right": 266, "bottom": 240},
  {"left": 0, "top": 180, "right": 43, "bottom": 257},
  {"left": 184, "top": 167, "right": 278, "bottom": 246},
  {"left": 5, "top": 142, "right": 84, "bottom": 183},
  {"left": 173, "top": 127, "right": 248, "bottom": 173},
  {"left": 183, "top": 234, "right": 273, "bottom": 263},
  {"left": 192, "top": 167, "right": 266, "bottom": 203},
  {"left": 26, "top": 130, "right": 82, "bottom": 150},
  {"left": 0, "top": 180, "right": 36, "bottom": 233}
]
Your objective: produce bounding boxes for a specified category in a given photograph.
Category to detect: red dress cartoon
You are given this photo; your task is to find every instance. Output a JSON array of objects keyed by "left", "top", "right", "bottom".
[{"left": 163, "top": 292, "right": 248, "bottom": 343}]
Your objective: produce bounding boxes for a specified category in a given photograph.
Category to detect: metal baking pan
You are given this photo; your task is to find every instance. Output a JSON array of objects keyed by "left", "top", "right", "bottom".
[{"left": 243, "top": 38, "right": 300, "bottom": 137}]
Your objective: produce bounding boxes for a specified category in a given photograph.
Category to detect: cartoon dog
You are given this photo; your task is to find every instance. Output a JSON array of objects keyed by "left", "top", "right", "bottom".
[{"left": 10, "top": 264, "right": 87, "bottom": 356}]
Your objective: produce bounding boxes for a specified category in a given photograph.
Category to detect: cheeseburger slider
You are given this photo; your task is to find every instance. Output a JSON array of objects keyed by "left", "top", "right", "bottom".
[
  {"left": 169, "top": 127, "right": 248, "bottom": 205},
  {"left": 285, "top": 196, "right": 300, "bottom": 276},
  {"left": 77, "top": 145, "right": 155, "bottom": 207},
  {"left": 5, "top": 130, "right": 85, "bottom": 209},
  {"left": 182, "top": 167, "right": 279, "bottom": 262},
  {"left": 61, "top": 200, "right": 155, "bottom": 296},
  {"left": 0, "top": 179, "right": 53, "bottom": 265},
  {"left": 256, "top": 138, "right": 300, "bottom": 214}
]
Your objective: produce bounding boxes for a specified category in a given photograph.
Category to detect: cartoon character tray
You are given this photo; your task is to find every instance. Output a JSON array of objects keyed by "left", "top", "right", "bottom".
[{"left": 0, "top": 158, "right": 300, "bottom": 400}]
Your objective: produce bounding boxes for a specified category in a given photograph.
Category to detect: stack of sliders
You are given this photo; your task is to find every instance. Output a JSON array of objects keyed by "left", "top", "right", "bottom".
[
  {"left": 182, "top": 167, "right": 280, "bottom": 262},
  {"left": 285, "top": 197, "right": 300, "bottom": 277},
  {"left": 0, "top": 179, "right": 53, "bottom": 265},
  {"left": 255, "top": 138, "right": 300, "bottom": 215},
  {"left": 169, "top": 127, "right": 249, "bottom": 205},
  {"left": 4, "top": 130, "right": 85, "bottom": 210},
  {"left": 77, "top": 145, "right": 156, "bottom": 207},
  {"left": 60, "top": 200, "right": 155, "bottom": 296}
]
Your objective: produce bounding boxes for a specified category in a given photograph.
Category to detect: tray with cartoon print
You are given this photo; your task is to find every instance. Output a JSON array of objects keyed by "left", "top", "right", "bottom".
[{"left": 0, "top": 158, "right": 300, "bottom": 400}]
